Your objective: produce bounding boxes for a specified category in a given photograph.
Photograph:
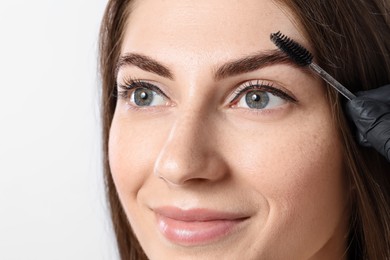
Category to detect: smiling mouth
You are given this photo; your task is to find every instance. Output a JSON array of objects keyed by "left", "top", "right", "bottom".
[{"left": 154, "top": 207, "right": 250, "bottom": 246}]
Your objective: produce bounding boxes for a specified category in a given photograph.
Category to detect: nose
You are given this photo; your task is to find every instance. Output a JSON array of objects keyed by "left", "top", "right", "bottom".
[{"left": 153, "top": 111, "right": 228, "bottom": 186}]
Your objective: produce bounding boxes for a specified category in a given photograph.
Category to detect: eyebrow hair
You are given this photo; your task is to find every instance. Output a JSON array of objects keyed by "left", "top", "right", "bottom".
[
  {"left": 214, "top": 50, "right": 293, "bottom": 80},
  {"left": 116, "top": 50, "right": 294, "bottom": 81},
  {"left": 116, "top": 53, "right": 174, "bottom": 79}
]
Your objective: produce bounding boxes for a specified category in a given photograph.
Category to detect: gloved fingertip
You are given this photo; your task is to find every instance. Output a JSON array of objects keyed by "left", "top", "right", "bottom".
[
  {"left": 357, "top": 132, "right": 371, "bottom": 147},
  {"left": 345, "top": 98, "right": 366, "bottom": 118},
  {"left": 350, "top": 98, "right": 366, "bottom": 107}
]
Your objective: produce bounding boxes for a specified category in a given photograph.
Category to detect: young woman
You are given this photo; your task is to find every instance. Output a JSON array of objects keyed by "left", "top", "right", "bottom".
[{"left": 99, "top": 0, "right": 390, "bottom": 259}]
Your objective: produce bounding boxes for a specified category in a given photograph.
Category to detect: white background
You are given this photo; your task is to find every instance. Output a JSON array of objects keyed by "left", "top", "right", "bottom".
[{"left": 0, "top": 1, "right": 119, "bottom": 259}]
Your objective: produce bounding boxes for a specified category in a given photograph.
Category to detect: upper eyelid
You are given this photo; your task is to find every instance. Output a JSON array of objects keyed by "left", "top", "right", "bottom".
[
  {"left": 229, "top": 80, "right": 298, "bottom": 103},
  {"left": 117, "top": 79, "right": 168, "bottom": 98}
]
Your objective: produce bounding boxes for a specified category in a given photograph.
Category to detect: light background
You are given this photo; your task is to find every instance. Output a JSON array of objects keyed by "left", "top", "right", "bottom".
[{"left": 0, "top": 1, "right": 119, "bottom": 259}]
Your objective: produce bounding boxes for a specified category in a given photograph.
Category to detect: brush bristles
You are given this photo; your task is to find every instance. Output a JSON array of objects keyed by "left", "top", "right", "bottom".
[{"left": 270, "top": 31, "right": 313, "bottom": 66}]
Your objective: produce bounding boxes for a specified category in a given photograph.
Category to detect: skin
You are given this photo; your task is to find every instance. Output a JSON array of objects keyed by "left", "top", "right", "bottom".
[{"left": 109, "top": 0, "right": 350, "bottom": 259}]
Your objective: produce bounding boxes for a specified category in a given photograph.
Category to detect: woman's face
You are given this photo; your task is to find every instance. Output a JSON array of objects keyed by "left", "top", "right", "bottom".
[{"left": 109, "top": 0, "right": 349, "bottom": 259}]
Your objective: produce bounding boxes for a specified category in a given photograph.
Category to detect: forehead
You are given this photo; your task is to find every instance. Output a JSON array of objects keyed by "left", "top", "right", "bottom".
[{"left": 122, "top": 0, "right": 305, "bottom": 65}]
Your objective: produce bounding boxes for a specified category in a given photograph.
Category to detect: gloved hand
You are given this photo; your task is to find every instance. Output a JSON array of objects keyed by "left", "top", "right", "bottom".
[{"left": 345, "top": 84, "right": 390, "bottom": 162}]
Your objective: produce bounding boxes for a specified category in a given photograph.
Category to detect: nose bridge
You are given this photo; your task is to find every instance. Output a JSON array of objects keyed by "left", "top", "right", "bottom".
[
  {"left": 164, "top": 111, "right": 205, "bottom": 164},
  {"left": 178, "top": 105, "right": 210, "bottom": 142},
  {"left": 154, "top": 108, "right": 225, "bottom": 185}
]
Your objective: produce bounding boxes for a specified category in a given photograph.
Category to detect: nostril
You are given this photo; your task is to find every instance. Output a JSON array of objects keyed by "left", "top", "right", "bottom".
[
  {"left": 153, "top": 145, "right": 229, "bottom": 187},
  {"left": 157, "top": 174, "right": 185, "bottom": 187}
]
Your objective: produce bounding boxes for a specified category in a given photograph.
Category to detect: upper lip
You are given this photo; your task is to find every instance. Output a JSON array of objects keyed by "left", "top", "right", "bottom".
[{"left": 153, "top": 206, "right": 249, "bottom": 222}]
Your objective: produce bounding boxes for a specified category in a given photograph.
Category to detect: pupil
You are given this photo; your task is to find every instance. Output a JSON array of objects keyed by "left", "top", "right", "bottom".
[
  {"left": 245, "top": 91, "right": 269, "bottom": 109},
  {"left": 140, "top": 92, "right": 148, "bottom": 99},
  {"left": 251, "top": 94, "right": 260, "bottom": 102},
  {"left": 134, "top": 88, "right": 154, "bottom": 106}
]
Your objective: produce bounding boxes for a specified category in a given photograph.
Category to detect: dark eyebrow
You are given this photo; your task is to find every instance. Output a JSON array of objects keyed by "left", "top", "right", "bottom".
[
  {"left": 116, "top": 53, "right": 174, "bottom": 79},
  {"left": 214, "top": 50, "right": 293, "bottom": 80},
  {"left": 117, "top": 50, "right": 294, "bottom": 81}
]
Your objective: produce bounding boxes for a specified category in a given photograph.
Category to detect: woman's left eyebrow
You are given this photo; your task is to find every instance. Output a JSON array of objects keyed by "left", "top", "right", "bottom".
[
  {"left": 214, "top": 50, "right": 294, "bottom": 80},
  {"left": 116, "top": 49, "right": 295, "bottom": 80}
]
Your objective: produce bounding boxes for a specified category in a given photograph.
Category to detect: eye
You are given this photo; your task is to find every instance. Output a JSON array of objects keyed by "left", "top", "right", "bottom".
[
  {"left": 130, "top": 87, "right": 166, "bottom": 107},
  {"left": 236, "top": 90, "right": 285, "bottom": 109},
  {"left": 117, "top": 79, "right": 169, "bottom": 107},
  {"left": 231, "top": 81, "right": 296, "bottom": 110}
]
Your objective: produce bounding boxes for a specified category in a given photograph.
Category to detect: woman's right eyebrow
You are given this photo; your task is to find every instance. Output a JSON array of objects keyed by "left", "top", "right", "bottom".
[
  {"left": 116, "top": 50, "right": 297, "bottom": 80},
  {"left": 116, "top": 53, "right": 174, "bottom": 79}
]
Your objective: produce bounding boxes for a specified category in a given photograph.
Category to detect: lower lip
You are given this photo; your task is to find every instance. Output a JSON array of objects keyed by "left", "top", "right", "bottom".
[{"left": 156, "top": 214, "right": 245, "bottom": 246}]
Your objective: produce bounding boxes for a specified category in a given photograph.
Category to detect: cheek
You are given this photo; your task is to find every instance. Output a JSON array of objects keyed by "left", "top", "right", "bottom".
[
  {"left": 231, "top": 126, "right": 345, "bottom": 210},
  {"left": 224, "top": 103, "right": 347, "bottom": 250},
  {"left": 108, "top": 114, "right": 162, "bottom": 206},
  {"left": 226, "top": 105, "right": 345, "bottom": 192},
  {"left": 264, "top": 125, "right": 346, "bottom": 220},
  {"left": 255, "top": 112, "right": 348, "bottom": 251}
]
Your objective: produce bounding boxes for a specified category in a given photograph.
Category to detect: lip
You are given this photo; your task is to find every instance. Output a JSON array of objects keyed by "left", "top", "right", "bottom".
[{"left": 154, "top": 207, "right": 249, "bottom": 246}]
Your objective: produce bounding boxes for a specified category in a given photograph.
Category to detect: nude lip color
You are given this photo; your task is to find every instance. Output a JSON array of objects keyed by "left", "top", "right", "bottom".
[{"left": 154, "top": 207, "right": 248, "bottom": 246}]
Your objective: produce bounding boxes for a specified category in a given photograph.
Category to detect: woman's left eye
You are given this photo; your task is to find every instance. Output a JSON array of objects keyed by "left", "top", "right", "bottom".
[
  {"left": 231, "top": 82, "right": 296, "bottom": 110},
  {"left": 236, "top": 90, "right": 285, "bottom": 109}
]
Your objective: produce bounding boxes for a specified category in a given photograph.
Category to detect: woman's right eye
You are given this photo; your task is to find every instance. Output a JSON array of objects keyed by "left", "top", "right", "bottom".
[
  {"left": 117, "top": 81, "right": 169, "bottom": 107},
  {"left": 130, "top": 87, "right": 167, "bottom": 107}
]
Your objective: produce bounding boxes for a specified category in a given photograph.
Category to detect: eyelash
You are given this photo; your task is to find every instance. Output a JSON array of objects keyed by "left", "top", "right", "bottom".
[
  {"left": 229, "top": 80, "right": 297, "bottom": 105},
  {"left": 116, "top": 77, "right": 297, "bottom": 106},
  {"left": 116, "top": 77, "right": 168, "bottom": 100}
]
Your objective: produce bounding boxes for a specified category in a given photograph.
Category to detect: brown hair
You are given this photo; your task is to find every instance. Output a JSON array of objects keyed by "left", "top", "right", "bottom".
[{"left": 99, "top": 0, "right": 390, "bottom": 259}]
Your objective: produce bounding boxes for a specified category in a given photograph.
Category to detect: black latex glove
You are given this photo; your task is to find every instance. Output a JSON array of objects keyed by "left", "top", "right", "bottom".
[{"left": 345, "top": 84, "right": 390, "bottom": 162}]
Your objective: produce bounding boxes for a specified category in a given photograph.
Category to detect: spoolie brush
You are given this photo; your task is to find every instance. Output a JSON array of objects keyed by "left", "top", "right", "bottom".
[{"left": 270, "top": 31, "right": 355, "bottom": 100}]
